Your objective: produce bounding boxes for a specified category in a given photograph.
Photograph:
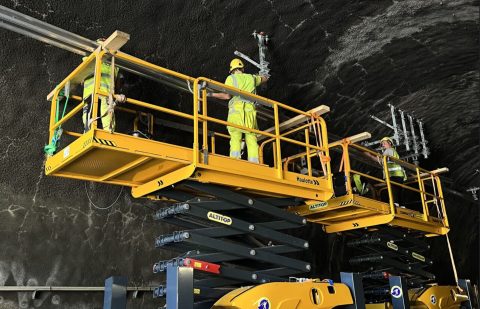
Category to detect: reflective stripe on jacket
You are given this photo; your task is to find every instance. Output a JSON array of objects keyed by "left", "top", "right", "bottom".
[
  {"left": 385, "top": 148, "right": 406, "bottom": 178},
  {"left": 83, "top": 63, "right": 118, "bottom": 99},
  {"left": 225, "top": 73, "right": 261, "bottom": 104},
  {"left": 225, "top": 73, "right": 262, "bottom": 130}
]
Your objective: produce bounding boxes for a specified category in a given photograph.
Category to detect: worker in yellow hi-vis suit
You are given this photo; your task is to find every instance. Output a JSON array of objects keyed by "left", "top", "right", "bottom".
[
  {"left": 211, "top": 58, "right": 268, "bottom": 163},
  {"left": 365, "top": 137, "right": 406, "bottom": 206},
  {"left": 82, "top": 40, "right": 119, "bottom": 132}
]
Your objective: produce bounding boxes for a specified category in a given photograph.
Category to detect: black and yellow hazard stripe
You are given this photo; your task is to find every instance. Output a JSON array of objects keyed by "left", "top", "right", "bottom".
[
  {"left": 93, "top": 137, "right": 117, "bottom": 147},
  {"left": 339, "top": 199, "right": 353, "bottom": 206}
]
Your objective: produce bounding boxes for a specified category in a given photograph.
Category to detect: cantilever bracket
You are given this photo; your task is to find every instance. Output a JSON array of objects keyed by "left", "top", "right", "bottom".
[{"left": 233, "top": 30, "right": 270, "bottom": 78}]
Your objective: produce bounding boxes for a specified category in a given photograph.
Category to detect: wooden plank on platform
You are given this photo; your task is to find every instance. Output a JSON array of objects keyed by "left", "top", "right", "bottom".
[{"left": 258, "top": 105, "right": 330, "bottom": 141}]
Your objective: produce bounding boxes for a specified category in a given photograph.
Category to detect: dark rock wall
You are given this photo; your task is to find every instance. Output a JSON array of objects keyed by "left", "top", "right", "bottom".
[{"left": 0, "top": 0, "right": 478, "bottom": 307}]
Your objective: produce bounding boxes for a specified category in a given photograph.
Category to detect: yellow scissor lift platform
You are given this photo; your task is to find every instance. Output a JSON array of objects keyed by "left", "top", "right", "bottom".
[
  {"left": 44, "top": 42, "right": 449, "bottom": 238},
  {"left": 44, "top": 47, "right": 333, "bottom": 202},
  {"left": 288, "top": 138, "right": 450, "bottom": 236}
]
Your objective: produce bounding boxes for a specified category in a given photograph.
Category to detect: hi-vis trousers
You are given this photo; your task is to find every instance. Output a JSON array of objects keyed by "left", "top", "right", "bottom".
[{"left": 227, "top": 100, "right": 259, "bottom": 163}]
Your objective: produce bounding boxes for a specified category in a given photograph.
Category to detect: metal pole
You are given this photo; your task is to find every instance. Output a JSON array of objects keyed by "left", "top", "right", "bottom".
[
  {"left": 193, "top": 80, "right": 199, "bottom": 166},
  {"left": 400, "top": 109, "right": 410, "bottom": 151},
  {"left": 273, "top": 104, "right": 283, "bottom": 179},
  {"left": 418, "top": 119, "right": 429, "bottom": 159},
  {"left": 253, "top": 31, "right": 270, "bottom": 77},
  {"left": 305, "top": 128, "right": 312, "bottom": 176},
  {"left": 445, "top": 234, "right": 459, "bottom": 286},
  {"left": 233, "top": 50, "right": 261, "bottom": 69},
  {"left": 408, "top": 115, "right": 419, "bottom": 164},
  {"left": 389, "top": 104, "right": 399, "bottom": 145},
  {"left": 384, "top": 156, "right": 396, "bottom": 213},
  {"left": 416, "top": 167, "right": 429, "bottom": 221},
  {"left": 369, "top": 114, "right": 396, "bottom": 130}
]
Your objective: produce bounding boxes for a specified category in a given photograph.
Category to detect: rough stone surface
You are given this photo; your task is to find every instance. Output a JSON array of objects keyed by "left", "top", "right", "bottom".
[{"left": 0, "top": 0, "right": 478, "bottom": 307}]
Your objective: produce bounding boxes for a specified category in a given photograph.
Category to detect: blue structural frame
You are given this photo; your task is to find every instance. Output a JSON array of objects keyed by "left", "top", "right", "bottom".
[
  {"left": 389, "top": 275, "right": 410, "bottom": 309},
  {"left": 341, "top": 272, "right": 365, "bottom": 309},
  {"left": 166, "top": 265, "right": 194, "bottom": 309},
  {"left": 458, "top": 279, "right": 478, "bottom": 309},
  {"left": 103, "top": 276, "right": 127, "bottom": 309}
]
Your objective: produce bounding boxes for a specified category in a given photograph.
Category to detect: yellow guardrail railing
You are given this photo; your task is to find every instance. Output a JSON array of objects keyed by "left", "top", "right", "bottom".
[
  {"left": 48, "top": 51, "right": 97, "bottom": 141},
  {"left": 262, "top": 120, "right": 330, "bottom": 177},
  {"left": 47, "top": 49, "right": 332, "bottom": 182},
  {"left": 330, "top": 141, "right": 448, "bottom": 227},
  {"left": 48, "top": 49, "right": 197, "bottom": 141},
  {"left": 193, "top": 77, "right": 331, "bottom": 180}
]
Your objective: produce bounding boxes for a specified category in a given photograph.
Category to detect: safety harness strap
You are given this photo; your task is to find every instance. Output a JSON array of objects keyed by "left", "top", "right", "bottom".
[
  {"left": 44, "top": 90, "right": 69, "bottom": 156},
  {"left": 388, "top": 166, "right": 402, "bottom": 172}
]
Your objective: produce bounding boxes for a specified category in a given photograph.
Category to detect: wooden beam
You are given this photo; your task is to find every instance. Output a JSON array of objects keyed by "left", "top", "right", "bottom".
[
  {"left": 418, "top": 167, "right": 449, "bottom": 178},
  {"left": 347, "top": 132, "right": 371, "bottom": 144},
  {"left": 258, "top": 105, "right": 330, "bottom": 141},
  {"left": 328, "top": 132, "right": 371, "bottom": 147},
  {"left": 102, "top": 30, "right": 130, "bottom": 52}
]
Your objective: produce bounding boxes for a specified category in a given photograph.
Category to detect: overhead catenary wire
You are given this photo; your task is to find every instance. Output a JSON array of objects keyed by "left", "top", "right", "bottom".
[{"left": 0, "top": 5, "right": 193, "bottom": 93}]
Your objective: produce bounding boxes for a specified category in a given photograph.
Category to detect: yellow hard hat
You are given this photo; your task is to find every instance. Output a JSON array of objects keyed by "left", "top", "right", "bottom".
[
  {"left": 229, "top": 58, "right": 244, "bottom": 72},
  {"left": 381, "top": 137, "right": 393, "bottom": 145}
]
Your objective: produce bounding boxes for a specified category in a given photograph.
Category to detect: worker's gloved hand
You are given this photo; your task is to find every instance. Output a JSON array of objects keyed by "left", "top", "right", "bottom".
[
  {"left": 114, "top": 94, "right": 127, "bottom": 104},
  {"left": 198, "top": 92, "right": 212, "bottom": 101},
  {"left": 259, "top": 72, "right": 270, "bottom": 79}
]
